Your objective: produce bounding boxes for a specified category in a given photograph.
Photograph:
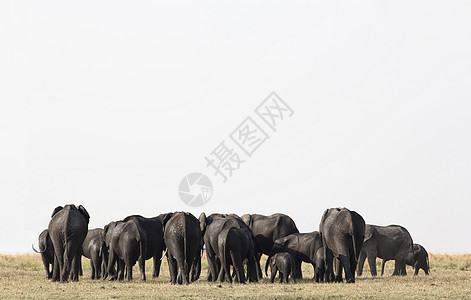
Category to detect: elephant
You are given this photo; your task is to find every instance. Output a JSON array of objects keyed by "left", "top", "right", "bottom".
[
  {"left": 48, "top": 204, "right": 90, "bottom": 282},
  {"left": 241, "top": 213, "right": 299, "bottom": 278},
  {"left": 319, "top": 207, "right": 365, "bottom": 283},
  {"left": 107, "top": 219, "right": 147, "bottom": 281},
  {"left": 265, "top": 252, "right": 296, "bottom": 284},
  {"left": 163, "top": 212, "right": 202, "bottom": 285},
  {"left": 381, "top": 243, "right": 429, "bottom": 276},
  {"left": 314, "top": 247, "right": 325, "bottom": 283},
  {"left": 357, "top": 224, "right": 414, "bottom": 277},
  {"left": 82, "top": 228, "right": 107, "bottom": 279},
  {"left": 199, "top": 213, "right": 256, "bottom": 282},
  {"left": 103, "top": 221, "right": 122, "bottom": 280},
  {"left": 121, "top": 214, "right": 171, "bottom": 278},
  {"left": 267, "top": 231, "right": 322, "bottom": 280},
  {"left": 218, "top": 226, "right": 257, "bottom": 284},
  {"left": 104, "top": 213, "right": 172, "bottom": 281},
  {"left": 198, "top": 213, "right": 233, "bottom": 281},
  {"left": 32, "top": 229, "right": 54, "bottom": 279}
]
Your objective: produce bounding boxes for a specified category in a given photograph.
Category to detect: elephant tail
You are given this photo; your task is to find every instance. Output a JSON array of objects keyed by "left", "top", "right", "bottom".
[
  {"left": 221, "top": 230, "right": 231, "bottom": 280},
  {"left": 32, "top": 243, "right": 46, "bottom": 253},
  {"left": 291, "top": 255, "right": 296, "bottom": 279}
]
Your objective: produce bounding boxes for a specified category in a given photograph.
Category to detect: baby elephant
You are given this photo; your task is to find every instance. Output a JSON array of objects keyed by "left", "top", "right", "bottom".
[
  {"left": 266, "top": 252, "right": 296, "bottom": 283},
  {"left": 314, "top": 248, "right": 325, "bottom": 283}
]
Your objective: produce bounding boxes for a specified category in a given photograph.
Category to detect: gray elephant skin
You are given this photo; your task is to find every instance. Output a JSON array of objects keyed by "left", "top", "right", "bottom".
[
  {"left": 48, "top": 204, "right": 90, "bottom": 282},
  {"left": 381, "top": 243, "right": 429, "bottom": 276},
  {"left": 164, "top": 212, "right": 202, "bottom": 285},
  {"left": 241, "top": 213, "right": 299, "bottom": 278},
  {"left": 314, "top": 247, "right": 325, "bottom": 282},
  {"left": 200, "top": 213, "right": 257, "bottom": 283},
  {"left": 218, "top": 226, "right": 257, "bottom": 283},
  {"left": 357, "top": 224, "right": 414, "bottom": 276},
  {"left": 82, "top": 228, "right": 107, "bottom": 280},
  {"left": 265, "top": 252, "right": 296, "bottom": 284},
  {"left": 32, "top": 229, "right": 54, "bottom": 279},
  {"left": 105, "top": 214, "right": 172, "bottom": 281},
  {"left": 267, "top": 231, "right": 322, "bottom": 279},
  {"left": 319, "top": 207, "right": 365, "bottom": 283}
]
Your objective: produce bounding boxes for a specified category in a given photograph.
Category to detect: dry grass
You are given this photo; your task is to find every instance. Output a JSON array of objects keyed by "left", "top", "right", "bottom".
[{"left": 1, "top": 253, "right": 470, "bottom": 299}]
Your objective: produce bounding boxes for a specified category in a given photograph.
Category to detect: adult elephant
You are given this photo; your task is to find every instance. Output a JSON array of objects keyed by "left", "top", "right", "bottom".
[
  {"left": 103, "top": 221, "right": 122, "bottom": 280},
  {"left": 218, "top": 226, "right": 257, "bottom": 283},
  {"left": 104, "top": 213, "right": 172, "bottom": 281},
  {"left": 48, "top": 204, "right": 90, "bottom": 282},
  {"left": 319, "top": 207, "right": 365, "bottom": 283},
  {"left": 198, "top": 213, "right": 233, "bottom": 281},
  {"left": 164, "top": 212, "right": 201, "bottom": 285},
  {"left": 357, "top": 224, "right": 414, "bottom": 277},
  {"left": 381, "top": 243, "right": 429, "bottom": 276},
  {"left": 122, "top": 214, "right": 172, "bottom": 278},
  {"left": 107, "top": 219, "right": 148, "bottom": 281},
  {"left": 200, "top": 213, "right": 256, "bottom": 282},
  {"left": 266, "top": 231, "right": 323, "bottom": 280},
  {"left": 82, "top": 228, "right": 107, "bottom": 279},
  {"left": 241, "top": 213, "right": 299, "bottom": 278},
  {"left": 32, "top": 229, "right": 54, "bottom": 279}
]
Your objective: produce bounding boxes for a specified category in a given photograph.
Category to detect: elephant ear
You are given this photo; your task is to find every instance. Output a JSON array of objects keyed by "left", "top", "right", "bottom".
[
  {"left": 51, "top": 206, "right": 63, "bottom": 218},
  {"left": 160, "top": 213, "right": 173, "bottom": 232},
  {"left": 364, "top": 225, "right": 375, "bottom": 242},
  {"left": 78, "top": 205, "right": 90, "bottom": 223},
  {"left": 199, "top": 212, "right": 207, "bottom": 233}
]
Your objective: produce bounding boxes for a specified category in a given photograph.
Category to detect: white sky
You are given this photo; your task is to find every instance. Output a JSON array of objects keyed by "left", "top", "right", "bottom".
[{"left": 1, "top": 1, "right": 470, "bottom": 254}]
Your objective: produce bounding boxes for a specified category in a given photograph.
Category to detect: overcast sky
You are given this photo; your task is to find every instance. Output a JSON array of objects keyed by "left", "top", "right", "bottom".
[{"left": 1, "top": 1, "right": 470, "bottom": 254}]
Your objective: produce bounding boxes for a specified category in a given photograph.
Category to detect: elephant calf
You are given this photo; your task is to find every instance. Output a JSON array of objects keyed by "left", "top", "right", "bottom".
[
  {"left": 266, "top": 252, "right": 296, "bottom": 284},
  {"left": 314, "top": 248, "right": 325, "bottom": 283},
  {"left": 381, "top": 243, "right": 430, "bottom": 276},
  {"left": 82, "top": 228, "right": 107, "bottom": 280},
  {"left": 32, "top": 229, "right": 54, "bottom": 279}
]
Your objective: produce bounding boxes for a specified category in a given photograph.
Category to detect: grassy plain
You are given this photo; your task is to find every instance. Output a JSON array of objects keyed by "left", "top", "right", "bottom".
[{"left": 0, "top": 253, "right": 470, "bottom": 299}]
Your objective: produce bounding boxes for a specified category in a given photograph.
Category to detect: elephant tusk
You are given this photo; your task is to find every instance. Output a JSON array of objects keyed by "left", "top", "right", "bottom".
[{"left": 160, "top": 248, "right": 168, "bottom": 261}]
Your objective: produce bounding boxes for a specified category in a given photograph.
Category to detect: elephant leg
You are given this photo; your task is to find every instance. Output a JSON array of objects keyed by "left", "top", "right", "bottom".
[
  {"left": 61, "top": 246, "right": 72, "bottom": 282},
  {"left": 255, "top": 252, "right": 263, "bottom": 279},
  {"left": 270, "top": 265, "right": 277, "bottom": 283},
  {"left": 232, "top": 252, "right": 245, "bottom": 284},
  {"left": 414, "top": 263, "right": 419, "bottom": 276},
  {"left": 90, "top": 258, "right": 96, "bottom": 279},
  {"left": 125, "top": 261, "right": 133, "bottom": 281},
  {"left": 334, "top": 257, "right": 343, "bottom": 283},
  {"left": 367, "top": 254, "right": 377, "bottom": 277},
  {"left": 295, "top": 258, "right": 302, "bottom": 279},
  {"left": 167, "top": 255, "right": 177, "bottom": 284},
  {"left": 69, "top": 252, "right": 78, "bottom": 282},
  {"left": 381, "top": 259, "right": 387, "bottom": 276},
  {"left": 279, "top": 272, "right": 284, "bottom": 283},
  {"left": 117, "top": 259, "right": 125, "bottom": 281},
  {"left": 324, "top": 248, "right": 334, "bottom": 283},
  {"left": 138, "top": 255, "right": 146, "bottom": 281},
  {"left": 401, "top": 263, "right": 407, "bottom": 276},
  {"left": 52, "top": 252, "right": 61, "bottom": 282},
  {"left": 96, "top": 255, "right": 102, "bottom": 280},
  {"left": 338, "top": 254, "right": 355, "bottom": 283},
  {"left": 357, "top": 251, "right": 366, "bottom": 276},
  {"left": 41, "top": 255, "right": 51, "bottom": 279},
  {"left": 153, "top": 254, "right": 162, "bottom": 278}
]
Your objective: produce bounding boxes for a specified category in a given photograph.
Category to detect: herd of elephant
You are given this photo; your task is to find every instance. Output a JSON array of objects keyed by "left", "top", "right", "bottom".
[{"left": 32, "top": 205, "right": 430, "bottom": 285}]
